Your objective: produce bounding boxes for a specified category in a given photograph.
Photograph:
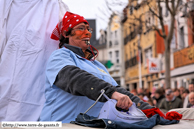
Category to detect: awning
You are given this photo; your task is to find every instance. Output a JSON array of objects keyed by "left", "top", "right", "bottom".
[
  {"left": 171, "top": 64, "right": 194, "bottom": 77},
  {"left": 159, "top": 64, "right": 194, "bottom": 79}
]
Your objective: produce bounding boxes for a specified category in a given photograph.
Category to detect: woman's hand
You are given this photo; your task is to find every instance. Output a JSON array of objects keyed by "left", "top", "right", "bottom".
[{"left": 111, "top": 91, "right": 133, "bottom": 110}]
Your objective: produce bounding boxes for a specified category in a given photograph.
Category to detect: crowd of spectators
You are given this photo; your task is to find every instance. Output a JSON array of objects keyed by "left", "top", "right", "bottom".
[{"left": 130, "top": 83, "right": 194, "bottom": 112}]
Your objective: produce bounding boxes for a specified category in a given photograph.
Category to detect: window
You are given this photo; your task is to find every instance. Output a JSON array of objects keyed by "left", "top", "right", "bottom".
[
  {"left": 115, "top": 51, "right": 119, "bottom": 63},
  {"left": 130, "top": 50, "right": 132, "bottom": 58},
  {"left": 115, "top": 31, "right": 117, "bottom": 37},
  {"left": 144, "top": 47, "right": 152, "bottom": 67},
  {"left": 116, "top": 59, "right": 119, "bottom": 63},
  {"left": 110, "top": 32, "right": 113, "bottom": 38},
  {"left": 165, "top": 7, "right": 169, "bottom": 17},
  {"left": 99, "top": 35, "right": 104, "bottom": 44},
  {"left": 181, "top": 79, "right": 187, "bottom": 88},
  {"left": 115, "top": 51, "right": 119, "bottom": 57},
  {"left": 146, "top": 13, "right": 153, "bottom": 29},
  {"left": 109, "top": 51, "right": 112, "bottom": 59},
  {"left": 129, "top": 5, "right": 134, "bottom": 15},
  {"left": 109, "top": 41, "right": 112, "bottom": 47},
  {"left": 148, "top": 17, "right": 151, "bottom": 24},
  {"left": 134, "top": 49, "right": 136, "bottom": 57},
  {"left": 160, "top": 7, "right": 163, "bottom": 16},
  {"left": 152, "top": 15, "right": 155, "bottom": 25},
  {"left": 101, "top": 35, "right": 104, "bottom": 43},
  {"left": 179, "top": 27, "right": 185, "bottom": 49},
  {"left": 179, "top": 0, "right": 183, "bottom": 6},
  {"left": 145, "top": 20, "right": 148, "bottom": 31},
  {"left": 126, "top": 84, "right": 129, "bottom": 91},
  {"left": 174, "top": 81, "right": 178, "bottom": 89},
  {"left": 125, "top": 29, "right": 127, "bottom": 37},
  {"left": 116, "top": 80, "right": 121, "bottom": 85},
  {"left": 115, "top": 40, "right": 119, "bottom": 45}
]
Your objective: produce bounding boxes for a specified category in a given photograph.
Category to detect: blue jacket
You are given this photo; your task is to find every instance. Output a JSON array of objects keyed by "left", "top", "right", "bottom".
[
  {"left": 39, "top": 44, "right": 153, "bottom": 123},
  {"left": 39, "top": 46, "right": 118, "bottom": 123}
]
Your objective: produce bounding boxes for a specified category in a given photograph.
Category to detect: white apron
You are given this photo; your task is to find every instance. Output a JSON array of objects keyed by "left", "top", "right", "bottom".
[{"left": 0, "top": 0, "right": 69, "bottom": 121}]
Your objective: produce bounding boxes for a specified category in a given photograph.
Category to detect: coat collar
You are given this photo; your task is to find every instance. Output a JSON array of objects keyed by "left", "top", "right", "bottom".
[{"left": 63, "top": 44, "right": 96, "bottom": 60}]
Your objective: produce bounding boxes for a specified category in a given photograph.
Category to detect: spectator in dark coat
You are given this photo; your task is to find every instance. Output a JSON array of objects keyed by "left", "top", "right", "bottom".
[{"left": 159, "top": 89, "right": 182, "bottom": 111}]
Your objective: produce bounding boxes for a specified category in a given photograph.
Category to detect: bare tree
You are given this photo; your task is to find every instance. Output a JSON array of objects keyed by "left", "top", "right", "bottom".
[{"left": 96, "top": 0, "right": 128, "bottom": 23}]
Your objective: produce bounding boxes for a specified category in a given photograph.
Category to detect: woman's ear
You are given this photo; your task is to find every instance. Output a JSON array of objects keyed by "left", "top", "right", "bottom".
[{"left": 62, "top": 31, "right": 69, "bottom": 38}]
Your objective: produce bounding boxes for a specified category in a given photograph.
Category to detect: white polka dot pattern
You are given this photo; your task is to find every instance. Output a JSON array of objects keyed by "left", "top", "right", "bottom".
[{"left": 51, "top": 11, "right": 89, "bottom": 40}]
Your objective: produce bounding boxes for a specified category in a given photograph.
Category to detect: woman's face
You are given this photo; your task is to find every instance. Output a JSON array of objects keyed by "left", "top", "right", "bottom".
[{"left": 68, "top": 23, "right": 92, "bottom": 52}]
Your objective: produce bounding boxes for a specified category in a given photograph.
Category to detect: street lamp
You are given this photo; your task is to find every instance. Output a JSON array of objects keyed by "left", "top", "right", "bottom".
[
  {"left": 138, "top": 34, "right": 142, "bottom": 88},
  {"left": 138, "top": 25, "right": 142, "bottom": 88}
]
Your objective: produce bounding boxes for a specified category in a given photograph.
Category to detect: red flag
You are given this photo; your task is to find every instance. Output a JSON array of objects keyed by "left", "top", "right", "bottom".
[{"left": 136, "top": 51, "right": 139, "bottom": 62}]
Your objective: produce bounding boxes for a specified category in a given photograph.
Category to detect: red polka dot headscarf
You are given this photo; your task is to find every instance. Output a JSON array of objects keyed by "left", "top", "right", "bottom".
[{"left": 51, "top": 11, "right": 89, "bottom": 40}]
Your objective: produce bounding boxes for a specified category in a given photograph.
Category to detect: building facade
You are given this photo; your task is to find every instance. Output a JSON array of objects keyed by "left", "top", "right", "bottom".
[
  {"left": 122, "top": 0, "right": 159, "bottom": 91},
  {"left": 170, "top": 1, "right": 194, "bottom": 89},
  {"left": 95, "top": 29, "right": 108, "bottom": 65},
  {"left": 156, "top": 0, "right": 194, "bottom": 89},
  {"left": 122, "top": 0, "right": 194, "bottom": 91},
  {"left": 106, "top": 13, "right": 125, "bottom": 87}
]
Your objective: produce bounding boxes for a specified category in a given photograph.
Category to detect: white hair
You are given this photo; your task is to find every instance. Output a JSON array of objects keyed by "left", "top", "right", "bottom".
[{"left": 188, "top": 92, "right": 194, "bottom": 99}]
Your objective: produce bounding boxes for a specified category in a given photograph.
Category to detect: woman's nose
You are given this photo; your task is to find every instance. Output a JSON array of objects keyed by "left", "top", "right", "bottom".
[{"left": 85, "top": 29, "right": 92, "bottom": 36}]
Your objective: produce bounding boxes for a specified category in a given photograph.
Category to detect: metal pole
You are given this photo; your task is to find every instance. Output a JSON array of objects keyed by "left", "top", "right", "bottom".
[{"left": 138, "top": 34, "right": 142, "bottom": 88}]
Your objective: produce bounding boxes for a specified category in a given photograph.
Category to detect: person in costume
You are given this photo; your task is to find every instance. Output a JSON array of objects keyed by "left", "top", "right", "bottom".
[
  {"left": 0, "top": 0, "right": 69, "bottom": 121},
  {"left": 39, "top": 11, "right": 153, "bottom": 123}
]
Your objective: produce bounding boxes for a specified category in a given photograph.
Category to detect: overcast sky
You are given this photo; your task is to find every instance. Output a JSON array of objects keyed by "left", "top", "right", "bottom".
[{"left": 62, "top": 0, "right": 128, "bottom": 39}]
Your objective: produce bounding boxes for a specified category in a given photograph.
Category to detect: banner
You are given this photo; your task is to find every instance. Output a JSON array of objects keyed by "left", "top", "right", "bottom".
[{"left": 147, "top": 58, "right": 160, "bottom": 73}]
